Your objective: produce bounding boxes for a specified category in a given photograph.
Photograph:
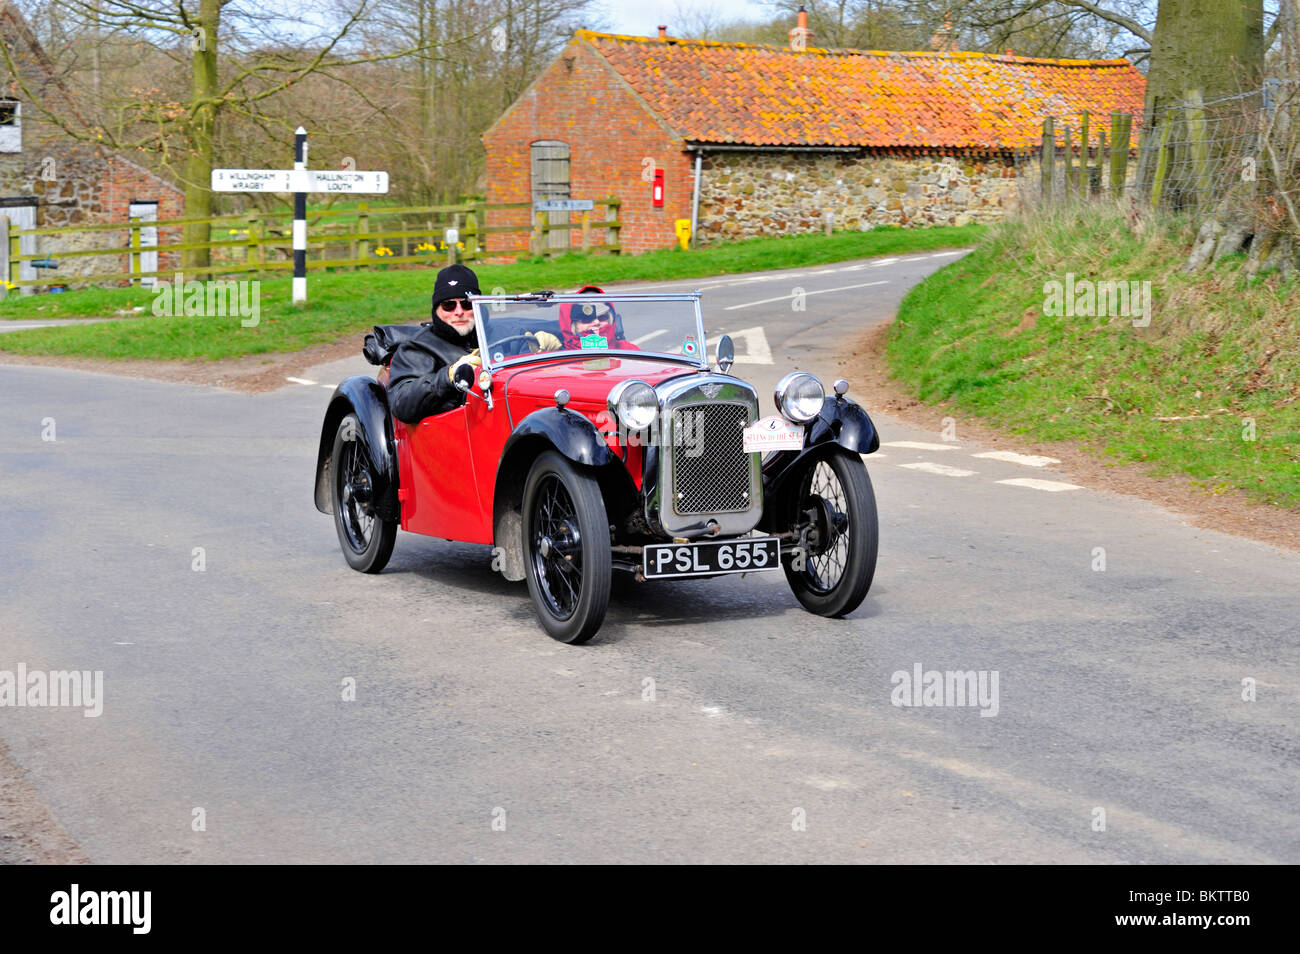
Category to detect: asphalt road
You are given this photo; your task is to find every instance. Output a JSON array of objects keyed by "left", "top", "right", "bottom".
[{"left": 2, "top": 251, "right": 1297, "bottom": 864}]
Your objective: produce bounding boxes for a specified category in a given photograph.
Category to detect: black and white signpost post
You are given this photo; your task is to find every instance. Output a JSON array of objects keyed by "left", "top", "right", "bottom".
[{"left": 211, "top": 126, "right": 388, "bottom": 303}]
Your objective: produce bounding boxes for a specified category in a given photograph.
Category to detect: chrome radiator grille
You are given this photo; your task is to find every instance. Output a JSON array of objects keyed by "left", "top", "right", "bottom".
[{"left": 672, "top": 403, "right": 752, "bottom": 514}]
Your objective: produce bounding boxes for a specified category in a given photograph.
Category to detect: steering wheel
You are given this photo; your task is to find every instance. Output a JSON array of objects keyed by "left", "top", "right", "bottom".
[{"left": 487, "top": 333, "right": 563, "bottom": 357}]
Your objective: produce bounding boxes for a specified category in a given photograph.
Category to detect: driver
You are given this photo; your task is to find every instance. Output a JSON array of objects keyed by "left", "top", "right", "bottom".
[
  {"left": 559, "top": 285, "right": 640, "bottom": 351},
  {"left": 387, "top": 264, "right": 489, "bottom": 424}
]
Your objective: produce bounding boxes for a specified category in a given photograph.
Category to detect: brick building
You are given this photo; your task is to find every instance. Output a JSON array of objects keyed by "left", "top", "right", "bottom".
[
  {"left": 482, "top": 20, "right": 1145, "bottom": 254},
  {"left": 0, "top": 1, "right": 183, "bottom": 289}
]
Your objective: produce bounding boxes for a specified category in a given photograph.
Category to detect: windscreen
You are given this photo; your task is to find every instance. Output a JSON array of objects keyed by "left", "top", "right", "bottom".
[{"left": 474, "top": 296, "right": 705, "bottom": 366}]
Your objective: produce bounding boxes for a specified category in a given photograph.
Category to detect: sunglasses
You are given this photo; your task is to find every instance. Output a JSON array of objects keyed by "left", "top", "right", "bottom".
[
  {"left": 572, "top": 304, "right": 613, "bottom": 324},
  {"left": 438, "top": 298, "right": 473, "bottom": 312}
]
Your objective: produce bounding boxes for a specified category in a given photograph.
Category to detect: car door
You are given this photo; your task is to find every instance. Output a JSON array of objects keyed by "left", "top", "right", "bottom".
[{"left": 401, "top": 401, "right": 491, "bottom": 543}]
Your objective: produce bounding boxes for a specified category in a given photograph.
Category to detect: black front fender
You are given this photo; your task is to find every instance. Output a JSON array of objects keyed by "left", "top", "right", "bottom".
[
  {"left": 760, "top": 396, "right": 880, "bottom": 515},
  {"left": 491, "top": 407, "right": 622, "bottom": 582},
  {"left": 502, "top": 406, "right": 618, "bottom": 469},
  {"left": 313, "top": 376, "right": 399, "bottom": 519}
]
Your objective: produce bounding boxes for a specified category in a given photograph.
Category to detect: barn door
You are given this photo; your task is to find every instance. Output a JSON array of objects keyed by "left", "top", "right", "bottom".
[
  {"left": 128, "top": 201, "right": 159, "bottom": 287},
  {"left": 530, "top": 140, "right": 570, "bottom": 250}
]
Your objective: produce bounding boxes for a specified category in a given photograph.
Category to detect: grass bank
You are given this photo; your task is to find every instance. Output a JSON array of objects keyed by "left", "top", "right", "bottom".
[
  {"left": 886, "top": 202, "right": 1299, "bottom": 508},
  {"left": 0, "top": 224, "right": 984, "bottom": 361}
]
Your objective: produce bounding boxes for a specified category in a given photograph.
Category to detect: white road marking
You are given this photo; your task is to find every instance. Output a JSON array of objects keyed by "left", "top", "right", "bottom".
[
  {"left": 883, "top": 440, "right": 957, "bottom": 451},
  {"left": 930, "top": 250, "right": 964, "bottom": 257},
  {"left": 706, "top": 326, "right": 772, "bottom": 364},
  {"left": 997, "top": 478, "right": 1081, "bottom": 492},
  {"left": 870, "top": 258, "right": 899, "bottom": 267},
  {"left": 319, "top": 384, "right": 335, "bottom": 389},
  {"left": 899, "top": 461, "right": 976, "bottom": 477},
  {"left": 973, "top": 450, "right": 1060, "bottom": 467},
  {"left": 862, "top": 453, "right": 886, "bottom": 459},
  {"left": 631, "top": 328, "right": 667, "bottom": 346},
  {"left": 724, "top": 280, "right": 889, "bottom": 310},
  {"left": 286, "top": 376, "right": 317, "bottom": 385}
]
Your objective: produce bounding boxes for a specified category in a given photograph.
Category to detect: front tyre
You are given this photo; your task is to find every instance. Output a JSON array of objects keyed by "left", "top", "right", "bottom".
[
  {"left": 782, "top": 447, "right": 878, "bottom": 618},
  {"left": 522, "top": 450, "right": 612, "bottom": 644},
  {"left": 331, "top": 412, "right": 398, "bottom": 573}
]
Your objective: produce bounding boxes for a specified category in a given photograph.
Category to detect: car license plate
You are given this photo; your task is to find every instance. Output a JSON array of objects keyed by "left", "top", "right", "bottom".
[{"left": 643, "top": 537, "right": 781, "bottom": 579}]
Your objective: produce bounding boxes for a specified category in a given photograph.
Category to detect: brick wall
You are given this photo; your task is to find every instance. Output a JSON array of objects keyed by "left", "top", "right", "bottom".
[{"left": 483, "top": 38, "right": 692, "bottom": 258}]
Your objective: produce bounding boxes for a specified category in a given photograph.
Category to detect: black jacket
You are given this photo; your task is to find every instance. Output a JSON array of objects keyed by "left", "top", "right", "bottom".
[{"left": 386, "top": 317, "right": 478, "bottom": 425}]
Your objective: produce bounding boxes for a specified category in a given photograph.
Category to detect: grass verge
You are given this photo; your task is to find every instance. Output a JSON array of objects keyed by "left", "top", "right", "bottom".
[
  {"left": 0, "top": 224, "right": 984, "bottom": 361},
  {"left": 886, "top": 202, "right": 1299, "bottom": 508}
]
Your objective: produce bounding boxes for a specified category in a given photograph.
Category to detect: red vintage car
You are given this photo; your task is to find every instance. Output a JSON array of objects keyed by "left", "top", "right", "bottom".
[{"left": 314, "top": 292, "right": 880, "bottom": 643}]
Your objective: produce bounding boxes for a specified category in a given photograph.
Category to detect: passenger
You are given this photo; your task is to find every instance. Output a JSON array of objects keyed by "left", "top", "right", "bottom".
[{"left": 559, "top": 285, "right": 640, "bottom": 351}]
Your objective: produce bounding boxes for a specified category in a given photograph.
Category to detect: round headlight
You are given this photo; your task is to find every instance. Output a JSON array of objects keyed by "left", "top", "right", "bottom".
[
  {"left": 608, "top": 380, "right": 658, "bottom": 431},
  {"left": 774, "top": 372, "right": 825, "bottom": 423}
]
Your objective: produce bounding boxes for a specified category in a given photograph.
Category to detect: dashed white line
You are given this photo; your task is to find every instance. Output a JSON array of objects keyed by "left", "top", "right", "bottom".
[
  {"left": 319, "top": 384, "right": 335, "bottom": 389},
  {"left": 973, "top": 450, "right": 1060, "bottom": 467},
  {"left": 883, "top": 440, "right": 958, "bottom": 451},
  {"left": 930, "top": 250, "right": 964, "bottom": 258},
  {"left": 724, "top": 280, "right": 888, "bottom": 310},
  {"left": 899, "top": 461, "right": 977, "bottom": 477},
  {"left": 997, "top": 478, "right": 1081, "bottom": 492},
  {"left": 869, "top": 258, "right": 899, "bottom": 267},
  {"left": 286, "top": 376, "right": 317, "bottom": 386}
]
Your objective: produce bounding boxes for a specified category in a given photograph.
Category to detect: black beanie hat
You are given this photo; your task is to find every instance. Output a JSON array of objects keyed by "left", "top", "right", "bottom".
[{"left": 429, "top": 264, "right": 481, "bottom": 313}]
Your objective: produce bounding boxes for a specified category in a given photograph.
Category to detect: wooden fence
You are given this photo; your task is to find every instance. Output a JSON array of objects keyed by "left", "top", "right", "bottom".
[
  {"left": 1028, "top": 109, "right": 1137, "bottom": 200},
  {"left": 0, "top": 197, "right": 622, "bottom": 293}
]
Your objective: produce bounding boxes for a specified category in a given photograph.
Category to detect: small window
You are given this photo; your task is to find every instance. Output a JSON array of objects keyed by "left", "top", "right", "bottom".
[{"left": 0, "top": 100, "right": 20, "bottom": 153}]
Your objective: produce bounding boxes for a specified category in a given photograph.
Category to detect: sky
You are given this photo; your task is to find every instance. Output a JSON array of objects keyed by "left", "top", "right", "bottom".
[{"left": 590, "top": 0, "right": 776, "bottom": 36}]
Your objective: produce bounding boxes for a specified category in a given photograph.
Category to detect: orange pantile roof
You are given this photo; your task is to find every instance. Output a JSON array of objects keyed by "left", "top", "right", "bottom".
[{"left": 579, "top": 30, "right": 1145, "bottom": 150}]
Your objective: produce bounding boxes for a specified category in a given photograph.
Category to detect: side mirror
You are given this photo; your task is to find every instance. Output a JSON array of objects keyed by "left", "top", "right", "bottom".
[
  {"left": 715, "top": 334, "right": 735, "bottom": 374},
  {"left": 453, "top": 361, "right": 475, "bottom": 393}
]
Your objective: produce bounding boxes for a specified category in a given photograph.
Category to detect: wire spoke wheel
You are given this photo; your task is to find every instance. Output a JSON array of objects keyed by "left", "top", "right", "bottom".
[
  {"left": 522, "top": 451, "right": 611, "bottom": 644},
  {"left": 782, "top": 448, "right": 878, "bottom": 618},
  {"left": 330, "top": 412, "right": 397, "bottom": 574}
]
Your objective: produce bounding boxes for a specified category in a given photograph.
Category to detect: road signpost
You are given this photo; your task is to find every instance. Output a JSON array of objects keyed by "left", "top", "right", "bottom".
[{"left": 211, "top": 127, "right": 389, "bottom": 303}]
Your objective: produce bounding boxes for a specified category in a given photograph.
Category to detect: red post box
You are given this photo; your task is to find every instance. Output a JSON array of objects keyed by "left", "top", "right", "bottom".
[{"left": 652, "top": 168, "right": 664, "bottom": 208}]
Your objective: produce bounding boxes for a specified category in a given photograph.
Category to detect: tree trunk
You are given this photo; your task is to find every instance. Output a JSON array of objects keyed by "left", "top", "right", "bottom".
[
  {"left": 1144, "top": 0, "right": 1263, "bottom": 126},
  {"left": 182, "top": 0, "right": 221, "bottom": 271}
]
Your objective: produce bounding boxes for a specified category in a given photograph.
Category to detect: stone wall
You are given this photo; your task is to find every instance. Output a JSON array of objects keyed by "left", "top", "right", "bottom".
[{"left": 697, "top": 150, "right": 1021, "bottom": 243}]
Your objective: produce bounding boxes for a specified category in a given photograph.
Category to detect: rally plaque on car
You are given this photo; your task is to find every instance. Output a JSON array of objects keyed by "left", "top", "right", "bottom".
[{"left": 643, "top": 537, "right": 781, "bottom": 579}]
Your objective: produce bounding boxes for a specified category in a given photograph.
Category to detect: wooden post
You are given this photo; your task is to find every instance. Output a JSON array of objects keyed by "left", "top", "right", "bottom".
[
  {"left": 464, "top": 211, "right": 478, "bottom": 261},
  {"left": 358, "top": 202, "right": 370, "bottom": 269},
  {"left": 1040, "top": 117, "right": 1055, "bottom": 201},
  {"left": 1078, "top": 111, "right": 1091, "bottom": 197},
  {"left": 7, "top": 214, "right": 20, "bottom": 294},
  {"left": 581, "top": 212, "right": 591, "bottom": 253},
  {"left": 607, "top": 196, "right": 621, "bottom": 253},
  {"left": 1150, "top": 120, "right": 1174, "bottom": 208},
  {"left": 1185, "top": 89, "right": 1210, "bottom": 208},
  {"left": 474, "top": 203, "right": 486, "bottom": 259},
  {"left": 447, "top": 212, "right": 459, "bottom": 265},
  {"left": 1109, "top": 112, "right": 1130, "bottom": 194},
  {"left": 129, "top": 215, "right": 141, "bottom": 284},
  {"left": 245, "top": 212, "right": 260, "bottom": 274},
  {"left": 1097, "top": 126, "right": 1107, "bottom": 195},
  {"left": 531, "top": 212, "right": 545, "bottom": 257},
  {"left": 1064, "top": 124, "right": 1074, "bottom": 197},
  {"left": 0, "top": 215, "right": 9, "bottom": 299}
]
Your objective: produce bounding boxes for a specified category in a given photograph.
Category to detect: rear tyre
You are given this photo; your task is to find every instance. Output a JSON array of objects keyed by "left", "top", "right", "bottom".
[
  {"left": 331, "top": 412, "right": 398, "bottom": 573},
  {"left": 782, "top": 447, "right": 878, "bottom": 618},
  {"left": 522, "top": 451, "right": 612, "bottom": 644}
]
